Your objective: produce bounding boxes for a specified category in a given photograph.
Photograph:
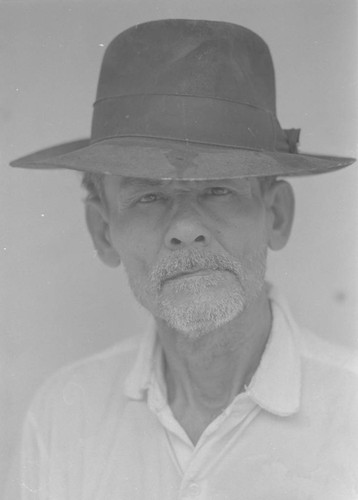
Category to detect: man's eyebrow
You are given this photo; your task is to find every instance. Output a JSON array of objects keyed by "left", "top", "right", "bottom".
[{"left": 119, "top": 177, "right": 168, "bottom": 190}]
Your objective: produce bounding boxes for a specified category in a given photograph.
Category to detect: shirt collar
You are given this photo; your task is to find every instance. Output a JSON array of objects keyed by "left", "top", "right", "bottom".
[
  {"left": 124, "top": 285, "right": 301, "bottom": 416},
  {"left": 245, "top": 286, "right": 301, "bottom": 416},
  {"left": 123, "top": 316, "right": 158, "bottom": 400}
]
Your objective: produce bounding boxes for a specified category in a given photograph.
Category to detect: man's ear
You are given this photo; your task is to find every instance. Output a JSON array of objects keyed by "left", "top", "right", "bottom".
[
  {"left": 265, "top": 180, "right": 295, "bottom": 251},
  {"left": 85, "top": 199, "right": 121, "bottom": 267}
]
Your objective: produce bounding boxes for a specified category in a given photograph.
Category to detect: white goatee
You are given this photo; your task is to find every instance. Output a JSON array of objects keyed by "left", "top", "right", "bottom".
[{"left": 126, "top": 247, "right": 267, "bottom": 339}]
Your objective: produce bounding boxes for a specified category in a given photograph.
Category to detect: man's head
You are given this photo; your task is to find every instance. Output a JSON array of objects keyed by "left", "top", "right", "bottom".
[
  {"left": 9, "top": 18, "right": 353, "bottom": 335},
  {"left": 84, "top": 173, "right": 294, "bottom": 338}
]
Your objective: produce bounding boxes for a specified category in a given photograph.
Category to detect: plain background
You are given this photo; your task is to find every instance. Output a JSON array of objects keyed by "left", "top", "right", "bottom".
[{"left": 1, "top": 0, "right": 357, "bottom": 493}]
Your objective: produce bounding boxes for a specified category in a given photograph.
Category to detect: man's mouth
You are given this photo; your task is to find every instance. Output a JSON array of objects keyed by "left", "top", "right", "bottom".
[
  {"left": 167, "top": 269, "right": 210, "bottom": 279},
  {"left": 151, "top": 249, "right": 241, "bottom": 291},
  {"left": 163, "top": 268, "right": 228, "bottom": 283}
]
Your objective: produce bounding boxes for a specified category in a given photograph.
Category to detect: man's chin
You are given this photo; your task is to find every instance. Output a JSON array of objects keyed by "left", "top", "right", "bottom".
[
  {"left": 161, "top": 309, "right": 238, "bottom": 339},
  {"left": 157, "top": 291, "right": 245, "bottom": 338},
  {"left": 171, "top": 319, "right": 223, "bottom": 339}
]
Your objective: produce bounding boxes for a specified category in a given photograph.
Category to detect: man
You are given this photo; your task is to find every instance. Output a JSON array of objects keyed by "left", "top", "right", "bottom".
[{"left": 11, "top": 19, "right": 358, "bottom": 499}]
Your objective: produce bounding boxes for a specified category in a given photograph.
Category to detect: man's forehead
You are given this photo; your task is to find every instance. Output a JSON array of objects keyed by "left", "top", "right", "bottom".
[{"left": 117, "top": 176, "right": 255, "bottom": 190}]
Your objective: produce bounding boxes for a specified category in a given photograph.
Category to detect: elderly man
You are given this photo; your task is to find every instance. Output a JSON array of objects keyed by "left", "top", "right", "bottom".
[{"left": 11, "top": 19, "right": 357, "bottom": 499}]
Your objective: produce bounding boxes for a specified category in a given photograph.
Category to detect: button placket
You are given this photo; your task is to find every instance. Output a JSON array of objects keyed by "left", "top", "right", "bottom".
[
  {"left": 179, "top": 480, "right": 202, "bottom": 499},
  {"left": 187, "top": 482, "right": 201, "bottom": 496}
]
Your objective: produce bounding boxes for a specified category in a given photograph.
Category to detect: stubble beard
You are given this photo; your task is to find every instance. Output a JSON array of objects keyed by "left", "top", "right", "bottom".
[{"left": 125, "top": 247, "right": 267, "bottom": 340}]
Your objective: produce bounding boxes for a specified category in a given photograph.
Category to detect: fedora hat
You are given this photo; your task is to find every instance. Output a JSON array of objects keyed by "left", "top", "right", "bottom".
[{"left": 10, "top": 19, "right": 355, "bottom": 179}]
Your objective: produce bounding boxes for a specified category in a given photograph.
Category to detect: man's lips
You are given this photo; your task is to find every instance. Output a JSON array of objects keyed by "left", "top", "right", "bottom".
[
  {"left": 163, "top": 268, "right": 229, "bottom": 283},
  {"left": 171, "top": 269, "right": 212, "bottom": 278}
]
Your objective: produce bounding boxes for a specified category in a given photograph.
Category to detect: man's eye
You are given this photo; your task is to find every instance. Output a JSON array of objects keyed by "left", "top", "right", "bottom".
[
  {"left": 137, "top": 193, "right": 162, "bottom": 203},
  {"left": 206, "top": 187, "right": 232, "bottom": 196}
]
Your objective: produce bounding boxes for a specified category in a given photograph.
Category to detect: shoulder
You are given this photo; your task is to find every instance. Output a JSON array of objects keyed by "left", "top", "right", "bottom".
[
  {"left": 27, "top": 335, "right": 142, "bottom": 430},
  {"left": 269, "top": 285, "right": 358, "bottom": 378},
  {"left": 297, "top": 327, "right": 358, "bottom": 376},
  {"left": 295, "top": 327, "right": 358, "bottom": 423},
  {"left": 269, "top": 285, "right": 358, "bottom": 406}
]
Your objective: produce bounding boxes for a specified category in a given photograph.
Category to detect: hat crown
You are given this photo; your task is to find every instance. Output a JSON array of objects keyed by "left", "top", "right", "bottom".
[{"left": 96, "top": 19, "right": 276, "bottom": 113}]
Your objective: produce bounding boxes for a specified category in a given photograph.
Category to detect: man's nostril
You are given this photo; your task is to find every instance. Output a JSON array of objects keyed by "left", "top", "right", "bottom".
[
  {"left": 195, "top": 235, "right": 205, "bottom": 242},
  {"left": 169, "top": 235, "right": 206, "bottom": 246}
]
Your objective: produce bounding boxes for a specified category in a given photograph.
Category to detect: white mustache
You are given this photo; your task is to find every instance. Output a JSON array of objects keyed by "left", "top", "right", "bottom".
[{"left": 149, "top": 249, "right": 243, "bottom": 289}]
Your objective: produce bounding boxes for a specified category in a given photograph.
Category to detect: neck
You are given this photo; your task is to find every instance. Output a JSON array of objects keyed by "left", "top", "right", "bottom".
[{"left": 155, "top": 286, "right": 272, "bottom": 443}]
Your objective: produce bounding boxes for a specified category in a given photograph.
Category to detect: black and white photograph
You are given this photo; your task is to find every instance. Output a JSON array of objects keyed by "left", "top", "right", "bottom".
[{"left": 2, "top": 1, "right": 357, "bottom": 498}]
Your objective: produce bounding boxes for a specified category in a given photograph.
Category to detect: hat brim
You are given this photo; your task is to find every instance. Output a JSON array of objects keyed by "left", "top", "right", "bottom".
[{"left": 10, "top": 137, "right": 356, "bottom": 180}]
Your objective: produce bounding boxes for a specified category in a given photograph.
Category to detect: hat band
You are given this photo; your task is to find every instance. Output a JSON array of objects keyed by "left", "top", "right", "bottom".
[{"left": 91, "top": 94, "right": 290, "bottom": 153}]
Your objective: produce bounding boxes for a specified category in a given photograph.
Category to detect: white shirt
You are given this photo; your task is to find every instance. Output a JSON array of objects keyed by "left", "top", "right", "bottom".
[{"left": 18, "top": 287, "right": 358, "bottom": 499}]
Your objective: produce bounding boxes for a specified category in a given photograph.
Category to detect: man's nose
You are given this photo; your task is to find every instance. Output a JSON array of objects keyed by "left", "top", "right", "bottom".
[{"left": 164, "top": 210, "right": 212, "bottom": 250}]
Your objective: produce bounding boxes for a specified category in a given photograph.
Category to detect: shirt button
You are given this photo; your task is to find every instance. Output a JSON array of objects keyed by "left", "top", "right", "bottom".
[{"left": 187, "top": 482, "right": 201, "bottom": 497}]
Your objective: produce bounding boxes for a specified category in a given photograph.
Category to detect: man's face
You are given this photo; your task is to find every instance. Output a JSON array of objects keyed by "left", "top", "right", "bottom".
[{"left": 100, "top": 176, "right": 272, "bottom": 338}]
